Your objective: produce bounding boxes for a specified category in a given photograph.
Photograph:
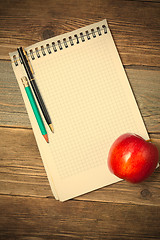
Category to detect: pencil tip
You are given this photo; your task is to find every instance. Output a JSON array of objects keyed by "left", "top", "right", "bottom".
[
  {"left": 43, "top": 134, "right": 49, "bottom": 143},
  {"left": 49, "top": 124, "right": 54, "bottom": 133}
]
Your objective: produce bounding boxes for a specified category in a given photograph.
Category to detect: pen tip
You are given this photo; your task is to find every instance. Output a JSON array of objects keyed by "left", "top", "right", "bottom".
[
  {"left": 49, "top": 124, "right": 54, "bottom": 133},
  {"left": 43, "top": 134, "right": 49, "bottom": 143}
]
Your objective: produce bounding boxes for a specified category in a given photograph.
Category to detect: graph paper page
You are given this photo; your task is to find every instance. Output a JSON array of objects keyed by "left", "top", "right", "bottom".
[{"left": 10, "top": 20, "right": 149, "bottom": 201}]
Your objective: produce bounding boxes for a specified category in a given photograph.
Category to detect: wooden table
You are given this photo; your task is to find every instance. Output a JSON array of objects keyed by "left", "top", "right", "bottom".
[{"left": 0, "top": 0, "right": 160, "bottom": 239}]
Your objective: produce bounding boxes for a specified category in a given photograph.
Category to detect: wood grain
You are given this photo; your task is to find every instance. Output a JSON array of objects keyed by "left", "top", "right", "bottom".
[
  {"left": 0, "top": 0, "right": 160, "bottom": 67},
  {"left": 0, "top": 195, "right": 160, "bottom": 240},
  {"left": 1, "top": 127, "right": 160, "bottom": 206}
]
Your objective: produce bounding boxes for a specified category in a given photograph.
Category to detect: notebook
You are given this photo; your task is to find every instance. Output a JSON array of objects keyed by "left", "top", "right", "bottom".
[{"left": 10, "top": 19, "right": 149, "bottom": 201}]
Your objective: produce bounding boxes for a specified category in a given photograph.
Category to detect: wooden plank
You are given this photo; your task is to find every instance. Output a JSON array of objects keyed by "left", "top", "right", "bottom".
[
  {"left": 0, "top": 0, "right": 160, "bottom": 66},
  {"left": 0, "top": 195, "right": 160, "bottom": 240},
  {"left": 126, "top": 67, "right": 160, "bottom": 134},
  {"left": 0, "top": 61, "right": 159, "bottom": 134},
  {"left": 1, "top": 127, "right": 160, "bottom": 206},
  {"left": 0, "top": 61, "right": 29, "bottom": 127}
]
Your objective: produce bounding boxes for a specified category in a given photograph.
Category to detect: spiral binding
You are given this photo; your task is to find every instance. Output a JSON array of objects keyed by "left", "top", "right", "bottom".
[{"left": 13, "top": 24, "right": 107, "bottom": 66}]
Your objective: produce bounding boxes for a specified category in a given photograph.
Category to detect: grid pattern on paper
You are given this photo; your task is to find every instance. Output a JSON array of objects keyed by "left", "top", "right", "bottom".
[{"left": 31, "top": 33, "right": 144, "bottom": 179}]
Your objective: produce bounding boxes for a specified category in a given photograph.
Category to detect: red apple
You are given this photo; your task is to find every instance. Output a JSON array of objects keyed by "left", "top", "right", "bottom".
[{"left": 108, "top": 133, "right": 159, "bottom": 183}]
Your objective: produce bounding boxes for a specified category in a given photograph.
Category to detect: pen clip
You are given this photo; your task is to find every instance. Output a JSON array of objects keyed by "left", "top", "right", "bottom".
[{"left": 22, "top": 48, "right": 34, "bottom": 75}]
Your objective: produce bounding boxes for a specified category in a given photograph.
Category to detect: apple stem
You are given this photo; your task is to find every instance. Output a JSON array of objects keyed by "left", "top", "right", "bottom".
[{"left": 146, "top": 139, "right": 152, "bottom": 142}]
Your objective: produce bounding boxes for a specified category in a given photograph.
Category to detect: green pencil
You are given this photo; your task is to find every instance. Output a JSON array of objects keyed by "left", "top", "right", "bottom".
[{"left": 21, "top": 76, "right": 49, "bottom": 143}]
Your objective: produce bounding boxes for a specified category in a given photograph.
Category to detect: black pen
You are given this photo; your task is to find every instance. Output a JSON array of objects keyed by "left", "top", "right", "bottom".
[{"left": 17, "top": 47, "right": 54, "bottom": 133}]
